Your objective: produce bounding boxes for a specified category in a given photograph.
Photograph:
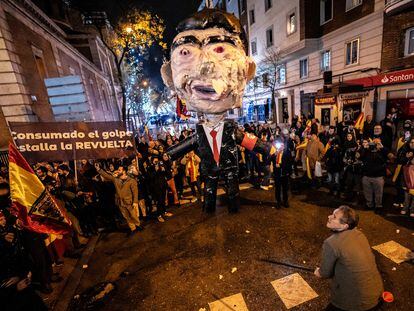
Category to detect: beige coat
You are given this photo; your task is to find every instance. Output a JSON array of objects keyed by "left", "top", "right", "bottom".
[
  {"left": 305, "top": 138, "right": 324, "bottom": 170},
  {"left": 98, "top": 169, "right": 138, "bottom": 206}
]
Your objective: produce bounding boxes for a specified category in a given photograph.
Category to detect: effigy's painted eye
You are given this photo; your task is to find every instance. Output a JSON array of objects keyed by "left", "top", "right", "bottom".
[
  {"left": 213, "top": 46, "right": 224, "bottom": 53},
  {"left": 180, "top": 48, "right": 190, "bottom": 56}
]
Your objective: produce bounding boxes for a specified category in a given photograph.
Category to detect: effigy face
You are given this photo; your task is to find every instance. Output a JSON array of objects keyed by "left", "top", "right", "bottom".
[{"left": 161, "top": 9, "right": 256, "bottom": 115}]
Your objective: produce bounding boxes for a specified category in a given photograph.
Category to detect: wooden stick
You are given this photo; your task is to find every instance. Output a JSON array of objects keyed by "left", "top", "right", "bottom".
[{"left": 258, "top": 258, "right": 314, "bottom": 272}]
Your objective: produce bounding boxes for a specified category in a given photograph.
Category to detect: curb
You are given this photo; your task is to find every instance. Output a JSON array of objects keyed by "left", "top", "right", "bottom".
[{"left": 53, "top": 235, "right": 100, "bottom": 311}]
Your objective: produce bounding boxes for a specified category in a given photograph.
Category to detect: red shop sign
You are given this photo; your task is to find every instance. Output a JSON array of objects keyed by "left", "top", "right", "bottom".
[{"left": 347, "top": 68, "right": 414, "bottom": 88}]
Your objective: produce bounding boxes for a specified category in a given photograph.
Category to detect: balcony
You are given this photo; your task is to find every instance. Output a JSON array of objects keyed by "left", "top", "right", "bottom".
[{"left": 385, "top": 0, "right": 414, "bottom": 15}]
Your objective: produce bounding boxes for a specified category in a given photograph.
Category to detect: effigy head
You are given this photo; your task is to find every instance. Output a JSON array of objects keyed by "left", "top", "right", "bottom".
[{"left": 161, "top": 8, "right": 256, "bottom": 114}]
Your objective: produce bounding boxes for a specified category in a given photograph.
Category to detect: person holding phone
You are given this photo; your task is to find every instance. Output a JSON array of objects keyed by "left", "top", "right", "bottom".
[{"left": 270, "top": 141, "right": 292, "bottom": 208}]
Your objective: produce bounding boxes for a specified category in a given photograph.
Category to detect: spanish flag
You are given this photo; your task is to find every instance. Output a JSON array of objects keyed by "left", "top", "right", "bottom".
[
  {"left": 275, "top": 152, "right": 282, "bottom": 167},
  {"left": 176, "top": 96, "right": 190, "bottom": 120},
  {"left": 8, "top": 142, "right": 71, "bottom": 234},
  {"left": 323, "top": 140, "right": 332, "bottom": 154},
  {"left": 354, "top": 112, "right": 365, "bottom": 132},
  {"left": 302, "top": 120, "right": 312, "bottom": 138}
]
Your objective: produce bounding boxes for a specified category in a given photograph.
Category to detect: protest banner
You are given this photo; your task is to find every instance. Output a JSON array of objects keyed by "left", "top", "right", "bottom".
[{"left": 9, "top": 121, "right": 134, "bottom": 162}]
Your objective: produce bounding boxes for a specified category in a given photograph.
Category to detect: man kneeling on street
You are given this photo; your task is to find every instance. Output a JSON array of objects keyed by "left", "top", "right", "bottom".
[
  {"left": 314, "top": 205, "right": 383, "bottom": 311},
  {"left": 95, "top": 163, "right": 143, "bottom": 236}
]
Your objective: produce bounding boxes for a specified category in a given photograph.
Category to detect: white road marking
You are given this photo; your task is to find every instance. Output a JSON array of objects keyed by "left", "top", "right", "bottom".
[
  {"left": 208, "top": 293, "right": 249, "bottom": 311},
  {"left": 271, "top": 273, "right": 318, "bottom": 309},
  {"left": 372, "top": 240, "right": 412, "bottom": 264}
]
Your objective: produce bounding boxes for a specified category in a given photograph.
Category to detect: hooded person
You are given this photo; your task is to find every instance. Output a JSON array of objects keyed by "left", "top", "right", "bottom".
[{"left": 161, "top": 9, "right": 273, "bottom": 213}]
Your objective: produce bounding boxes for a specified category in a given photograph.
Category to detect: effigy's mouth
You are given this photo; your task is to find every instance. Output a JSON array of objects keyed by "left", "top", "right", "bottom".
[
  {"left": 187, "top": 80, "right": 229, "bottom": 101},
  {"left": 193, "top": 85, "right": 216, "bottom": 95}
]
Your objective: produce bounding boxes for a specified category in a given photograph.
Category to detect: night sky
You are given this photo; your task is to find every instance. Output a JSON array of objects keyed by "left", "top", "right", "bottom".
[{"left": 71, "top": 0, "right": 201, "bottom": 87}]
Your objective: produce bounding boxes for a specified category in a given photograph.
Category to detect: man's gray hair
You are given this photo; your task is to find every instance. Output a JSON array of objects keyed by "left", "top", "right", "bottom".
[{"left": 338, "top": 205, "right": 359, "bottom": 230}]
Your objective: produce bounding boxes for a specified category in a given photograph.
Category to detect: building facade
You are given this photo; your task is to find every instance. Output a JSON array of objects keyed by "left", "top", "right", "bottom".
[
  {"left": 243, "top": 0, "right": 392, "bottom": 125},
  {"left": 374, "top": 0, "right": 414, "bottom": 120},
  {"left": 0, "top": 0, "right": 121, "bottom": 149}
]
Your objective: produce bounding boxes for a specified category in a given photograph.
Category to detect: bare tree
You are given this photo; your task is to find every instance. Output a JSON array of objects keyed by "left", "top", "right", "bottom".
[{"left": 256, "top": 47, "right": 282, "bottom": 122}]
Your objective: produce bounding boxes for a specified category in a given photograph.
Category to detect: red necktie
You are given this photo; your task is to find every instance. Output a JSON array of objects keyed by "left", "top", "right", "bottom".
[{"left": 210, "top": 129, "right": 220, "bottom": 165}]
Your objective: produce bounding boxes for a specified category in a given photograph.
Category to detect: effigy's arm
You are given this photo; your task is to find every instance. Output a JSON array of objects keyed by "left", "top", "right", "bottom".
[
  {"left": 166, "top": 134, "right": 198, "bottom": 161},
  {"left": 235, "top": 129, "right": 276, "bottom": 156}
]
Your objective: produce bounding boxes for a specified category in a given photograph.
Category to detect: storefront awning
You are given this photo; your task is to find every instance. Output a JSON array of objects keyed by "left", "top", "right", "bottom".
[{"left": 346, "top": 68, "right": 414, "bottom": 88}]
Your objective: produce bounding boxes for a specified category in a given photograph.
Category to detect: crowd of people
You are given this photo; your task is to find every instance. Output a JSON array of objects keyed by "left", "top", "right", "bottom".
[{"left": 0, "top": 108, "right": 413, "bottom": 309}]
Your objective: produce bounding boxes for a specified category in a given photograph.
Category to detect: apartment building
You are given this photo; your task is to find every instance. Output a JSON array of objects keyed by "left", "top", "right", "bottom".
[
  {"left": 347, "top": 0, "right": 414, "bottom": 120},
  {"left": 244, "top": 0, "right": 386, "bottom": 125},
  {"left": 0, "top": 0, "right": 121, "bottom": 149}
]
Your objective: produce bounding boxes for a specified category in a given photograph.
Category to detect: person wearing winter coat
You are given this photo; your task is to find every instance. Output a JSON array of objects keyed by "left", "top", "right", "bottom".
[
  {"left": 324, "top": 139, "right": 342, "bottom": 195},
  {"left": 270, "top": 141, "right": 292, "bottom": 208}
]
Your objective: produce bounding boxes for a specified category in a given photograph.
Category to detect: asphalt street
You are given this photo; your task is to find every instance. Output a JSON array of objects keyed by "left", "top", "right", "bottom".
[{"left": 69, "top": 184, "right": 414, "bottom": 311}]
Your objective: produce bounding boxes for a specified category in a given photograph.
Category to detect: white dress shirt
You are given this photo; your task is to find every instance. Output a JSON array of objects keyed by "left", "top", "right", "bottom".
[{"left": 202, "top": 122, "right": 224, "bottom": 157}]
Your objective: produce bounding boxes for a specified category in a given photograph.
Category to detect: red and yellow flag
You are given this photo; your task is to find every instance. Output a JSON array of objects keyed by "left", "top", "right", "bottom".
[
  {"left": 8, "top": 142, "right": 71, "bottom": 234},
  {"left": 354, "top": 112, "right": 365, "bottom": 132},
  {"left": 176, "top": 96, "right": 190, "bottom": 120},
  {"left": 276, "top": 152, "right": 282, "bottom": 167},
  {"left": 323, "top": 140, "right": 332, "bottom": 154},
  {"left": 302, "top": 120, "right": 312, "bottom": 138}
]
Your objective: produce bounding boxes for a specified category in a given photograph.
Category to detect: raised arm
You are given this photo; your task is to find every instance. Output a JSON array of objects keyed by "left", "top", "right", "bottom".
[{"left": 95, "top": 163, "right": 115, "bottom": 182}]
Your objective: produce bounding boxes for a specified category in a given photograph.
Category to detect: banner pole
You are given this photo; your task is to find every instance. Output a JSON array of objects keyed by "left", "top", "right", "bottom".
[
  {"left": 72, "top": 122, "right": 78, "bottom": 186},
  {"left": 74, "top": 159, "right": 78, "bottom": 185}
]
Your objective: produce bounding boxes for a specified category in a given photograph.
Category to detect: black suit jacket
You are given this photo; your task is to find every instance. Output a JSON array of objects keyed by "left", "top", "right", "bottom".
[
  {"left": 167, "top": 120, "right": 270, "bottom": 175},
  {"left": 196, "top": 121, "right": 238, "bottom": 175}
]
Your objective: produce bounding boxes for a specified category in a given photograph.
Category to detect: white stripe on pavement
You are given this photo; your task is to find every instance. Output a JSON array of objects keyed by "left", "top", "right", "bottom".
[
  {"left": 372, "top": 240, "right": 412, "bottom": 264},
  {"left": 271, "top": 273, "right": 318, "bottom": 309},
  {"left": 208, "top": 293, "right": 249, "bottom": 311}
]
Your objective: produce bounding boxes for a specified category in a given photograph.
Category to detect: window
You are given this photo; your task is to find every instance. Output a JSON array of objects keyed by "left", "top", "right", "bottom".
[
  {"left": 262, "top": 73, "right": 269, "bottom": 87},
  {"left": 300, "top": 58, "right": 308, "bottom": 79},
  {"left": 346, "top": 0, "right": 362, "bottom": 11},
  {"left": 345, "top": 38, "right": 359, "bottom": 65},
  {"left": 32, "top": 46, "right": 48, "bottom": 80},
  {"left": 240, "top": 0, "right": 246, "bottom": 12},
  {"left": 265, "top": 0, "right": 272, "bottom": 12},
  {"left": 321, "top": 50, "right": 331, "bottom": 71},
  {"left": 34, "top": 55, "right": 47, "bottom": 80},
  {"left": 320, "top": 0, "right": 333, "bottom": 25},
  {"left": 249, "top": 9, "right": 255, "bottom": 25},
  {"left": 266, "top": 26, "right": 273, "bottom": 48},
  {"left": 251, "top": 39, "right": 257, "bottom": 56},
  {"left": 277, "top": 64, "right": 286, "bottom": 84},
  {"left": 287, "top": 11, "right": 296, "bottom": 35},
  {"left": 405, "top": 27, "right": 414, "bottom": 56}
]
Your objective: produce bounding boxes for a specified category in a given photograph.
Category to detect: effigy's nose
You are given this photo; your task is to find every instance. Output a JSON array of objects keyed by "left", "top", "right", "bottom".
[{"left": 199, "top": 61, "right": 215, "bottom": 75}]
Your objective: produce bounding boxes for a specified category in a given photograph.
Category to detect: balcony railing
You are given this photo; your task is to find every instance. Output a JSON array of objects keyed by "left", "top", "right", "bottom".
[{"left": 385, "top": 0, "right": 414, "bottom": 14}]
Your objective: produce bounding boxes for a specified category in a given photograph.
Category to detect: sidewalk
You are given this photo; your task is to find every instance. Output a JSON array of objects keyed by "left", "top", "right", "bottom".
[{"left": 40, "top": 235, "right": 100, "bottom": 311}]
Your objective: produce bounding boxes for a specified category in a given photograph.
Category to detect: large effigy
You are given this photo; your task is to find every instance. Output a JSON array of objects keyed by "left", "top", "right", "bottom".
[{"left": 161, "top": 9, "right": 274, "bottom": 213}]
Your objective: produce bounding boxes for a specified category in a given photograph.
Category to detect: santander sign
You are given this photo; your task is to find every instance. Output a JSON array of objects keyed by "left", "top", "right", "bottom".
[
  {"left": 381, "top": 72, "right": 414, "bottom": 84},
  {"left": 347, "top": 69, "right": 414, "bottom": 87}
]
